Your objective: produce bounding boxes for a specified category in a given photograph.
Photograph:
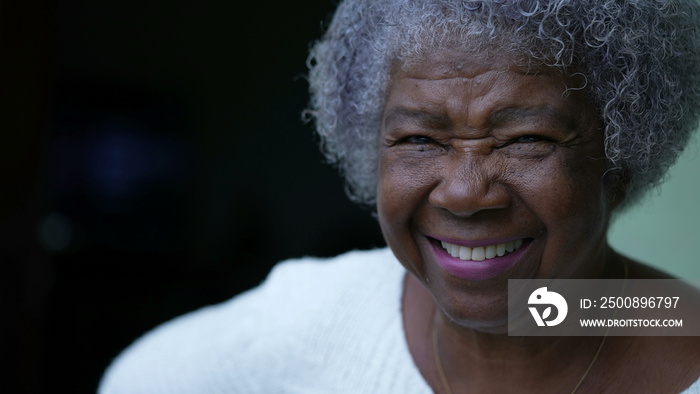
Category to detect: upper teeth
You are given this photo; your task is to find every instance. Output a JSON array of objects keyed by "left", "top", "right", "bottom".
[{"left": 440, "top": 239, "right": 524, "bottom": 261}]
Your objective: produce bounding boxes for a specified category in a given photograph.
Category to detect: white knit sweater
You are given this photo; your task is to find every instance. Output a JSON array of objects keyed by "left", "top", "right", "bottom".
[
  {"left": 99, "top": 248, "right": 432, "bottom": 393},
  {"left": 99, "top": 248, "right": 700, "bottom": 393}
]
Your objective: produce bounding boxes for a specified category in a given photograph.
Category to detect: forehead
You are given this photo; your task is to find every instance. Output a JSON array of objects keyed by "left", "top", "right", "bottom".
[{"left": 384, "top": 49, "right": 591, "bottom": 125}]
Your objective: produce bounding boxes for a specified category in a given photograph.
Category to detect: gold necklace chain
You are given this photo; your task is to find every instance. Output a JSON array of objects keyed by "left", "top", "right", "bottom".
[{"left": 432, "top": 260, "right": 630, "bottom": 394}]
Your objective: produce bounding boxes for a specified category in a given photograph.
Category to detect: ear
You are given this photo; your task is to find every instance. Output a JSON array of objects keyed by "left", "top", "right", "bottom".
[{"left": 602, "top": 168, "right": 630, "bottom": 210}]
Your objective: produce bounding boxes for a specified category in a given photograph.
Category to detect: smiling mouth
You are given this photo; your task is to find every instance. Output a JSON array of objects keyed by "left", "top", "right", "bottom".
[{"left": 440, "top": 239, "right": 524, "bottom": 261}]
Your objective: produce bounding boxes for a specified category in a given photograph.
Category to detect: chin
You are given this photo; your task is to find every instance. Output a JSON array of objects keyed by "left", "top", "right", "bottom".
[
  {"left": 444, "top": 310, "right": 511, "bottom": 335},
  {"left": 432, "top": 281, "right": 512, "bottom": 334}
]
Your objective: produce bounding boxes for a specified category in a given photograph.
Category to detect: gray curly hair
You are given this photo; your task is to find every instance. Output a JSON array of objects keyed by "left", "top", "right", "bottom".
[{"left": 306, "top": 0, "right": 700, "bottom": 210}]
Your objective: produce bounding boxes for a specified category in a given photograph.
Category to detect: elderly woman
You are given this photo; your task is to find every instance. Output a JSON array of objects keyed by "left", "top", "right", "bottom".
[{"left": 100, "top": 1, "right": 700, "bottom": 393}]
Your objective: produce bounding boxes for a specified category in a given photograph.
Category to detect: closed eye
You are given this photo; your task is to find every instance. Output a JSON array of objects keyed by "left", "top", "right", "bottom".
[
  {"left": 495, "top": 134, "right": 557, "bottom": 152},
  {"left": 406, "top": 135, "right": 437, "bottom": 144},
  {"left": 393, "top": 134, "right": 446, "bottom": 154},
  {"left": 514, "top": 135, "right": 552, "bottom": 143}
]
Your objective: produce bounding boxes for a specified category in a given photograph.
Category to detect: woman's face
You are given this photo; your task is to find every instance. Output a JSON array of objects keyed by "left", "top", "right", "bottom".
[{"left": 377, "top": 49, "right": 622, "bottom": 331}]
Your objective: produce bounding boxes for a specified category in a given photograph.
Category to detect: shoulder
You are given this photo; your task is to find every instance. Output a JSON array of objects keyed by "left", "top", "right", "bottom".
[
  {"left": 98, "top": 248, "right": 409, "bottom": 394},
  {"left": 604, "top": 335, "right": 700, "bottom": 393},
  {"left": 607, "top": 258, "right": 700, "bottom": 393},
  {"left": 263, "top": 247, "right": 401, "bottom": 298},
  {"left": 682, "top": 377, "right": 700, "bottom": 394}
]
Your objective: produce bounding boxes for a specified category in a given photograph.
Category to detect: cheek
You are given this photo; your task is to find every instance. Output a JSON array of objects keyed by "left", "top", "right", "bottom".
[
  {"left": 376, "top": 152, "right": 439, "bottom": 274},
  {"left": 376, "top": 152, "right": 438, "bottom": 223},
  {"left": 520, "top": 153, "right": 611, "bottom": 238}
]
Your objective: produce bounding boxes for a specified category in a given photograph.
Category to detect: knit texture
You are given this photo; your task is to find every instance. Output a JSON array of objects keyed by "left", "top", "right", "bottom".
[
  {"left": 98, "top": 248, "right": 432, "bottom": 393},
  {"left": 98, "top": 247, "right": 700, "bottom": 393}
]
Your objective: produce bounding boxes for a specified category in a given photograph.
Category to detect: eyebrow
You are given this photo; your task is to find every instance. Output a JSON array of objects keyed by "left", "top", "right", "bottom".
[
  {"left": 383, "top": 105, "right": 578, "bottom": 131},
  {"left": 383, "top": 107, "right": 453, "bottom": 130},
  {"left": 490, "top": 107, "right": 577, "bottom": 130}
]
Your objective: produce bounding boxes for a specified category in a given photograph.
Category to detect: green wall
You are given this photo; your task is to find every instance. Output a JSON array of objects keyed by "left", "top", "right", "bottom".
[{"left": 609, "top": 134, "right": 700, "bottom": 279}]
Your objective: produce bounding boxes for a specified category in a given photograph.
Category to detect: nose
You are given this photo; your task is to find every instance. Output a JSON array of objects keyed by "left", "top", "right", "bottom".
[{"left": 428, "top": 155, "right": 511, "bottom": 217}]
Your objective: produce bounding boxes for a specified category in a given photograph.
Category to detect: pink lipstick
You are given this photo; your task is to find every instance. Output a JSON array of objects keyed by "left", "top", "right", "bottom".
[{"left": 429, "top": 237, "right": 529, "bottom": 280}]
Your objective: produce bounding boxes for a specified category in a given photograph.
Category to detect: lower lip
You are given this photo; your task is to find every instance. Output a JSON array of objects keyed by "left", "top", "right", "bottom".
[{"left": 430, "top": 239, "right": 529, "bottom": 281}]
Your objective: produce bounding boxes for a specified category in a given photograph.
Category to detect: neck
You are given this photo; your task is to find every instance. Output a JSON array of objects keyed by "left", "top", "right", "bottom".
[
  {"left": 403, "top": 247, "right": 627, "bottom": 392},
  {"left": 432, "top": 311, "right": 605, "bottom": 393},
  {"left": 437, "top": 311, "right": 590, "bottom": 365}
]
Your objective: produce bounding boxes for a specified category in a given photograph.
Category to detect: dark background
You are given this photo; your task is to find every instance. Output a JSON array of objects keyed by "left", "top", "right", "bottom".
[{"left": 2, "top": 1, "right": 386, "bottom": 392}]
